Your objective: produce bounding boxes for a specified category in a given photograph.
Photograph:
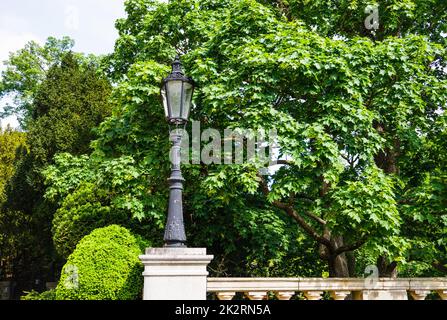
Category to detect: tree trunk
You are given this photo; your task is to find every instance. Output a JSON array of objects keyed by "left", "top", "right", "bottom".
[
  {"left": 318, "top": 229, "right": 353, "bottom": 278},
  {"left": 346, "top": 251, "right": 356, "bottom": 277},
  {"left": 328, "top": 254, "right": 350, "bottom": 277},
  {"left": 327, "top": 236, "right": 351, "bottom": 278},
  {"left": 373, "top": 123, "right": 400, "bottom": 175},
  {"left": 377, "top": 256, "right": 398, "bottom": 278}
]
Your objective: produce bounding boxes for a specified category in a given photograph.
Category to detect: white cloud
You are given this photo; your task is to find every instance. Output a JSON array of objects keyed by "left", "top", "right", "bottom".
[
  {"left": 0, "top": 115, "right": 20, "bottom": 129},
  {"left": 0, "top": 15, "right": 41, "bottom": 71},
  {"left": 0, "top": 16, "right": 40, "bottom": 128},
  {"left": 0, "top": 31, "right": 40, "bottom": 129},
  {"left": 64, "top": 5, "right": 80, "bottom": 31},
  {"left": 0, "top": 1, "right": 127, "bottom": 129},
  {"left": 0, "top": 33, "right": 40, "bottom": 63}
]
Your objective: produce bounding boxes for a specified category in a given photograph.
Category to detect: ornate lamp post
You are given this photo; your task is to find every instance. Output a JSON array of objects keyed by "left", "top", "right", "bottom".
[
  {"left": 140, "top": 60, "right": 211, "bottom": 300},
  {"left": 160, "top": 55, "right": 195, "bottom": 247}
]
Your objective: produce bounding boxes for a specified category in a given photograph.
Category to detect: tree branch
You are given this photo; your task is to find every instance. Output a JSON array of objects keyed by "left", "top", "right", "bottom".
[
  {"left": 334, "top": 238, "right": 367, "bottom": 255},
  {"left": 257, "top": 174, "right": 330, "bottom": 247},
  {"left": 273, "top": 200, "right": 331, "bottom": 247},
  {"left": 432, "top": 261, "right": 447, "bottom": 275},
  {"left": 258, "top": 174, "right": 270, "bottom": 196},
  {"left": 276, "top": 159, "right": 294, "bottom": 166},
  {"left": 304, "top": 211, "right": 327, "bottom": 226}
]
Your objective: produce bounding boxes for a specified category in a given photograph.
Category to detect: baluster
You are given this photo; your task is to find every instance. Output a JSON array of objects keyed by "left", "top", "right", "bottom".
[
  {"left": 436, "top": 290, "right": 447, "bottom": 300},
  {"left": 303, "top": 291, "right": 324, "bottom": 300},
  {"left": 216, "top": 292, "right": 236, "bottom": 300},
  {"left": 409, "top": 290, "right": 431, "bottom": 300},
  {"left": 275, "top": 291, "right": 295, "bottom": 300},
  {"left": 330, "top": 291, "right": 350, "bottom": 300},
  {"left": 246, "top": 292, "right": 268, "bottom": 300}
]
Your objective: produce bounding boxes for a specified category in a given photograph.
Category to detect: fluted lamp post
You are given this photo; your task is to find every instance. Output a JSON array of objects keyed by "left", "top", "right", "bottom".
[{"left": 160, "top": 55, "right": 195, "bottom": 247}]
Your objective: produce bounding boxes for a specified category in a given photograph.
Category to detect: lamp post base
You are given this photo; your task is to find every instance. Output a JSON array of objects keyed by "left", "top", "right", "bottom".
[{"left": 164, "top": 241, "right": 186, "bottom": 248}]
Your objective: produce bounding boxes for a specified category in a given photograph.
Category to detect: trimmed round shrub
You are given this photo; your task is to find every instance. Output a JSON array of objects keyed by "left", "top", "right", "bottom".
[{"left": 56, "top": 225, "right": 149, "bottom": 300}]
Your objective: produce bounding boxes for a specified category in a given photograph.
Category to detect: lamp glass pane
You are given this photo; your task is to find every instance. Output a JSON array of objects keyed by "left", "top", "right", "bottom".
[
  {"left": 182, "top": 82, "right": 193, "bottom": 120},
  {"left": 161, "top": 86, "right": 169, "bottom": 118},
  {"left": 166, "top": 80, "right": 183, "bottom": 119}
]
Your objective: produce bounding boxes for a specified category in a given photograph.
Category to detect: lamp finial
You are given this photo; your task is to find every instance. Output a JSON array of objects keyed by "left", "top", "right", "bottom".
[{"left": 172, "top": 55, "right": 183, "bottom": 74}]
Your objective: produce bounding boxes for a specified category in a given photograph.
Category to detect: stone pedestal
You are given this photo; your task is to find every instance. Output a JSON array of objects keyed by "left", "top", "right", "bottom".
[
  {"left": 0, "top": 281, "right": 11, "bottom": 300},
  {"left": 140, "top": 248, "right": 213, "bottom": 300}
]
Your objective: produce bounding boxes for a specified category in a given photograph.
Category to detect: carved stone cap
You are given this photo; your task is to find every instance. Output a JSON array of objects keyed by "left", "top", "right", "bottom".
[
  {"left": 140, "top": 247, "right": 214, "bottom": 264},
  {"left": 145, "top": 247, "right": 208, "bottom": 256}
]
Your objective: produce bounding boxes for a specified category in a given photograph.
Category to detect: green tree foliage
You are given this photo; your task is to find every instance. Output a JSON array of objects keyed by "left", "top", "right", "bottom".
[
  {"left": 399, "top": 114, "right": 447, "bottom": 276},
  {"left": 263, "top": 0, "right": 447, "bottom": 42},
  {"left": 0, "top": 127, "right": 27, "bottom": 203},
  {"left": 45, "top": 59, "right": 324, "bottom": 277},
  {"left": 0, "top": 49, "right": 113, "bottom": 294},
  {"left": 0, "top": 37, "right": 103, "bottom": 128},
  {"left": 0, "top": 37, "right": 74, "bottom": 127},
  {"left": 51, "top": 183, "right": 131, "bottom": 259},
  {"left": 0, "top": 140, "right": 40, "bottom": 284},
  {"left": 8, "top": 0, "right": 440, "bottom": 286},
  {"left": 44, "top": 154, "right": 164, "bottom": 259},
  {"left": 4, "top": 52, "right": 112, "bottom": 215},
  {"left": 27, "top": 53, "right": 112, "bottom": 172},
  {"left": 56, "top": 225, "right": 148, "bottom": 300},
  {"left": 0, "top": 127, "right": 27, "bottom": 280},
  {"left": 89, "top": 0, "right": 446, "bottom": 277}
]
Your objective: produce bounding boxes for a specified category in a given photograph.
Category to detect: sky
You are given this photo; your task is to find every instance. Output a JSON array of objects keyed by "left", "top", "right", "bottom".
[{"left": 0, "top": 0, "right": 126, "bottom": 128}]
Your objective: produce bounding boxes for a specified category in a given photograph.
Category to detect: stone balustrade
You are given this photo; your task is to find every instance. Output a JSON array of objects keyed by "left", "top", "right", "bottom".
[
  {"left": 207, "top": 278, "right": 447, "bottom": 300},
  {"left": 140, "top": 248, "right": 447, "bottom": 301}
]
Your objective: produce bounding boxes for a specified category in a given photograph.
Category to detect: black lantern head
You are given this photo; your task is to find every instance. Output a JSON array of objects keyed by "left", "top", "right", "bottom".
[{"left": 161, "top": 56, "right": 195, "bottom": 125}]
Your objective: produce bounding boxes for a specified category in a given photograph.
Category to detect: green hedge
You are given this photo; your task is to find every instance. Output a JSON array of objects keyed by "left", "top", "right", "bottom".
[
  {"left": 52, "top": 183, "right": 131, "bottom": 259},
  {"left": 56, "top": 225, "right": 149, "bottom": 300}
]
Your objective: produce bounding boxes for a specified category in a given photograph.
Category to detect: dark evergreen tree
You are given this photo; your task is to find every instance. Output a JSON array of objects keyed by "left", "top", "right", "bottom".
[{"left": 1, "top": 52, "right": 112, "bottom": 297}]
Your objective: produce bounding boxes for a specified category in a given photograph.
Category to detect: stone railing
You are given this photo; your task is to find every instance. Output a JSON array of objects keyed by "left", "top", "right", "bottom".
[
  {"left": 207, "top": 278, "right": 447, "bottom": 300},
  {"left": 139, "top": 248, "right": 447, "bottom": 301}
]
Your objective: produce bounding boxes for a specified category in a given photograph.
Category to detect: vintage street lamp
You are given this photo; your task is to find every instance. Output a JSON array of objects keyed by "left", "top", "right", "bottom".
[{"left": 160, "top": 55, "right": 195, "bottom": 247}]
